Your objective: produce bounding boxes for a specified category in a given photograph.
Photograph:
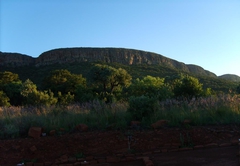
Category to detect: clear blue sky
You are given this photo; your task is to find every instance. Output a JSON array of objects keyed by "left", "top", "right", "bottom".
[{"left": 1, "top": 0, "right": 240, "bottom": 76}]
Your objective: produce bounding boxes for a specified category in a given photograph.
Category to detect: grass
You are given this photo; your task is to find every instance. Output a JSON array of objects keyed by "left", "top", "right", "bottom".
[{"left": 0, "top": 94, "right": 240, "bottom": 139}]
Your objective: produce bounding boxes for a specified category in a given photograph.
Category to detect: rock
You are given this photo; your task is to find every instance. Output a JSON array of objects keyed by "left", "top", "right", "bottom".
[
  {"left": 75, "top": 124, "right": 88, "bottom": 132},
  {"left": 151, "top": 120, "right": 168, "bottom": 129},
  {"left": 49, "top": 130, "right": 56, "bottom": 136},
  {"left": 28, "top": 127, "right": 43, "bottom": 138},
  {"left": 0, "top": 48, "right": 217, "bottom": 77}
]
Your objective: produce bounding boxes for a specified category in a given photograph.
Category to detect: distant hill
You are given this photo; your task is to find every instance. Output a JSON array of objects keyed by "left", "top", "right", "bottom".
[
  {"left": 0, "top": 47, "right": 238, "bottom": 92},
  {"left": 0, "top": 48, "right": 216, "bottom": 77},
  {"left": 219, "top": 74, "right": 240, "bottom": 82}
]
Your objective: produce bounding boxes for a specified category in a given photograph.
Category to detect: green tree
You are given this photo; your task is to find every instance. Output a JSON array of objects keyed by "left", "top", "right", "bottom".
[
  {"left": 89, "top": 64, "right": 132, "bottom": 102},
  {"left": 42, "top": 69, "right": 86, "bottom": 95},
  {"left": 237, "top": 84, "right": 240, "bottom": 94},
  {"left": 75, "top": 84, "right": 96, "bottom": 103},
  {"left": 21, "top": 79, "right": 57, "bottom": 106},
  {"left": 127, "top": 75, "right": 172, "bottom": 100},
  {"left": 57, "top": 91, "right": 74, "bottom": 105},
  {"left": 0, "top": 71, "right": 20, "bottom": 85},
  {"left": 173, "top": 75, "right": 203, "bottom": 99},
  {"left": 0, "top": 71, "right": 23, "bottom": 105},
  {"left": 127, "top": 95, "right": 158, "bottom": 121},
  {"left": 0, "top": 91, "right": 10, "bottom": 106}
]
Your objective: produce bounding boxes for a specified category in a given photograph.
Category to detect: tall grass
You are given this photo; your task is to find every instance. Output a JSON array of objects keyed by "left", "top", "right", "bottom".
[
  {"left": 151, "top": 94, "right": 240, "bottom": 126},
  {"left": 0, "top": 94, "right": 240, "bottom": 139}
]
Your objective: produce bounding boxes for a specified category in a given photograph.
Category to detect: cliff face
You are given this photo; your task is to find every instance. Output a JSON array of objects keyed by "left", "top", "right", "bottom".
[
  {"left": 0, "top": 52, "right": 35, "bottom": 67},
  {"left": 0, "top": 48, "right": 216, "bottom": 77}
]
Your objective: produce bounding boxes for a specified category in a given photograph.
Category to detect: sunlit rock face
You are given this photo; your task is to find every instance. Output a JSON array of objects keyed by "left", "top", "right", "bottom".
[
  {"left": 0, "top": 48, "right": 216, "bottom": 77},
  {"left": 0, "top": 52, "right": 35, "bottom": 67}
]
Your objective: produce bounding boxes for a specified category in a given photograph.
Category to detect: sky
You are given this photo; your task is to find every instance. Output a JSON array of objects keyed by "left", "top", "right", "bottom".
[{"left": 0, "top": 0, "right": 240, "bottom": 76}]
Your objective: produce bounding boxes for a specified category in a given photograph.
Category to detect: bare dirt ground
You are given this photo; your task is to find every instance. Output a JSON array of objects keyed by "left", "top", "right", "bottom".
[{"left": 1, "top": 124, "right": 240, "bottom": 166}]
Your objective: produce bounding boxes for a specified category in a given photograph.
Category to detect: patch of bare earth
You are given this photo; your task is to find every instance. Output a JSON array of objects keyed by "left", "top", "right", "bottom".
[{"left": 1, "top": 125, "right": 240, "bottom": 166}]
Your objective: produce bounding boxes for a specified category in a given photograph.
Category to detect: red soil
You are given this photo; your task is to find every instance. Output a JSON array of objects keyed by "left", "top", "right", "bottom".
[{"left": 1, "top": 125, "right": 240, "bottom": 166}]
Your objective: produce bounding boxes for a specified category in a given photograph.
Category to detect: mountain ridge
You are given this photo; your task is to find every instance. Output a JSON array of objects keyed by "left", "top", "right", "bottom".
[
  {"left": 219, "top": 74, "right": 240, "bottom": 82},
  {"left": 0, "top": 47, "right": 217, "bottom": 77}
]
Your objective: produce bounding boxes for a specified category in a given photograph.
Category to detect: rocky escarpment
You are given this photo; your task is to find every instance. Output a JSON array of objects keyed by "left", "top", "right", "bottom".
[
  {"left": 0, "top": 51, "right": 35, "bottom": 67},
  {"left": 0, "top": 47, "right": 216, "bottom": 77}
]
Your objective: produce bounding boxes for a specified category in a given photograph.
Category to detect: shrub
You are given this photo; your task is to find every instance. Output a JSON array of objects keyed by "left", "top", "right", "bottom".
[{"left": 127, "top": 95, "right": 158, "bottom": 121}]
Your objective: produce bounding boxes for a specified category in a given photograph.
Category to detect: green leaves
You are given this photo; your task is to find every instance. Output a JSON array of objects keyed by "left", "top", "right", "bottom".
[
  {"left": 127, "top": 75, "right": 172, "bottom": 100},
  {"left": 0, "top": 91, "right": 10, "bottom": 106},
  {"left": 173, "top": 75, "right": 204, "bottom": 99},
  {"left": 42, "top": 69, "right": 86, "bottom": 95},
  {"left": 89, "top": 64, "right": 132, "bottom": 102}
]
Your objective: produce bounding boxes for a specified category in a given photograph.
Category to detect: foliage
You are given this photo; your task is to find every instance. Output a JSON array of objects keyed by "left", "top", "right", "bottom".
[
  {"left": 0, "top": 94, "right": 240, "bottom": 139},
  {"left": 74, "top": 85, "right": 96, "bottom": 103},
  {"left": 42, "top": 69, "right": 86, "bottom": 95},
  {"left": 237, "top": 84, "right": 240, "bottom": 94},
  {"left": 21, "top": 79, "right": 58, "bottom": 106},
  {"left": 57, "top": 92, "right": 75, "bottom": 105},
  {"left": 2, "top": 61, "right": 237, "bottom": 94},
  {"left": 0, "top": 91, "right": 10, "bottom": 106},
  {"left": 89, "top": 64, "right": 132, "bottom": 102},
  {"left": 127, "top": 75, "right": 173, "bottom": 100},
  {"left": 0, "top": 71, "right": 23, "bottom": 105},
  {"left": 127, "top": 95, "right": 158, "bottom": 121},
  {"left": 173, "top": 75, "right": 204, "bottom": 99},
  {"left": 0, "top": 71, "right": 20, "bottom": 84}
]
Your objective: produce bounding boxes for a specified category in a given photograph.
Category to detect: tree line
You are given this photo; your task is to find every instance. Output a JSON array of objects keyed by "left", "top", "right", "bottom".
[{"left": 1, "top": 64, "right": 237, "bottom": 107}]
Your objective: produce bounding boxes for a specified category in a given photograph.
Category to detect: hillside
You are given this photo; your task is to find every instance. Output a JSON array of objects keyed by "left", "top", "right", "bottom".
[
  {"left": 0, "top": 48, "right": 238, "bottom": 92},
  {"left": 1, "top": 48, "right": 216, "bottom": 77},
  {"left": 219, "top": 74, "right": 240, "bottom": 82}
]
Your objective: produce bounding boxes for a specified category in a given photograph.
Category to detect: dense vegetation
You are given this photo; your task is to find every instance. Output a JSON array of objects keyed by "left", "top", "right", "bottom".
[
  {"left": 2, "top": 61, "right": 238, "bottom": 92},
  {"left": 1, "top": 63, "right": 240, "bottom": 139},
  {"left": 0, "top": 64, "right": 225, "bottom": 106}
]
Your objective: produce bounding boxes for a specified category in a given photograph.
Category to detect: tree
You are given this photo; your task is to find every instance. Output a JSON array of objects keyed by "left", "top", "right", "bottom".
[
  {"left": 237, "top": 84, "right": 240, "bottom": 94},
  {"left": 0, "top": 71, "right": 20, "bottom": 85},
  {"left": 127, "top": 95, "right": 158, "bottom": 121},
  {"left": 127, "top": 75, "right": 172, "bottom": 100},
  {"left": 0, "top": 91, "right": 10, "bottom": 106},
  {"left": 42, "top": 69, "right": 86, "bottom": 95},
  {"left": 0, "top": 71, "right": 23, "bottom": 105},
  {"left": 21, "top": 79, "right": 57, "bottom": 106},
  {"left": 173, "top": 75, "right": 203, "bottom": 99},
  {"left": 57, "top": 91, "right": 74, "bottom": 105},
  {"left": 89, "top": 64, "right": 132, "bottom": 102}
]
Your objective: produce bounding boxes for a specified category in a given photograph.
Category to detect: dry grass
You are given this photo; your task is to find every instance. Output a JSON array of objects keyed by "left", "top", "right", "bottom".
[{"left": 1, "top": 94, "right": 240, "bottom": 139}]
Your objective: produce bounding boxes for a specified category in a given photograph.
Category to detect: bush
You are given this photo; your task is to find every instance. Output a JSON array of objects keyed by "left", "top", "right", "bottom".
[{"left": 127, "top": 95, "right": 158, "bottom": 121}]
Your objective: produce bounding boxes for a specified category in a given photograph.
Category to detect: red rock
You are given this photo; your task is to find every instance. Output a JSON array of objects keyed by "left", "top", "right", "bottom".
[
  {"left": 151, "top": 120, "right": 168, "bottom": 129},
  {"left": 49, "top": 130, "right": 56, "bottom": 136},
  {"left": 28, "top": 127, "right": 43, "bottom": 138},
  {"left": 75, "top": 124, "right": 88, "bottom": 132}
]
